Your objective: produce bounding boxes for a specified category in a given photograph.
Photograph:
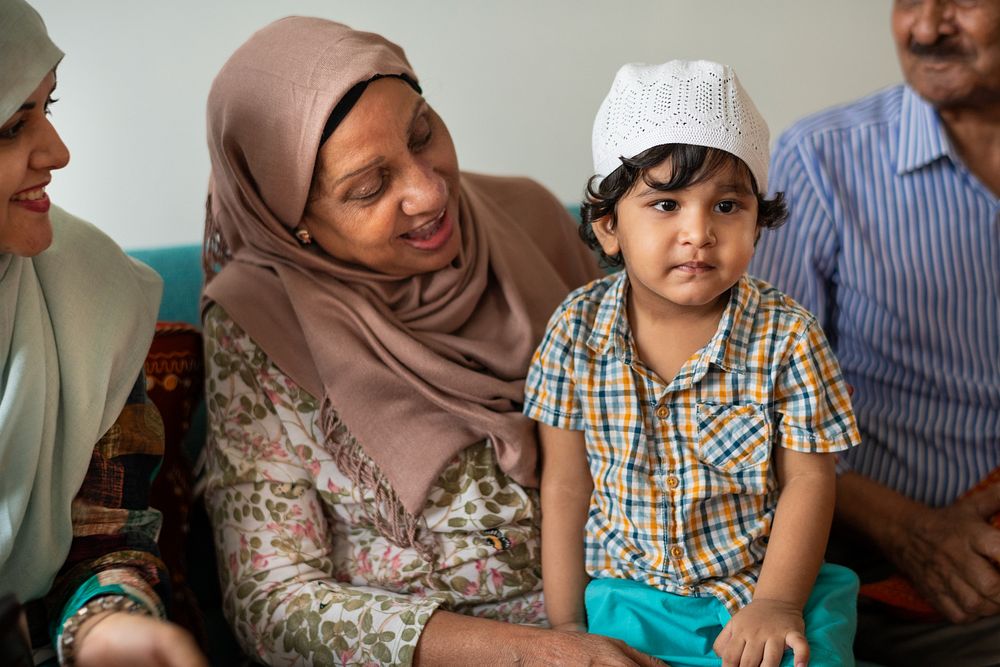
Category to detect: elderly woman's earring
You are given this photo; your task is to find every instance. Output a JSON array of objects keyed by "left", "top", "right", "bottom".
[{"left": 294, "top": 226, "right": 313, "bottom": 245}]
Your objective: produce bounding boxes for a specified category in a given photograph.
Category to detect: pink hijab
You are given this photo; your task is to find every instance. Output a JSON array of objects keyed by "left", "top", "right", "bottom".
[{"left": 203, "top": 17, "right": 599, "bottom": 531}]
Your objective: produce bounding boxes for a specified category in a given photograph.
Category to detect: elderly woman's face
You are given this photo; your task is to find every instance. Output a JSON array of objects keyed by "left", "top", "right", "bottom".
[
  {"left": 0, "top": 72, "right": 69, "bottom": 256},
  {"left": 302, "top": 78, "right": 462, "bottom": 276}
]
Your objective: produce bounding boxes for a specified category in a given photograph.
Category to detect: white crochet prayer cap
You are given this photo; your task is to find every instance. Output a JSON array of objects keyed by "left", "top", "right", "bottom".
[{"left": 592, "top": 59, "right": 770, "bottom": 191}]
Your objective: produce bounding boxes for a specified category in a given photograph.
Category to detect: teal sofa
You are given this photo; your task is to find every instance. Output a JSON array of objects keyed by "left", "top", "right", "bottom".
[{"left": 129, "top": 245, "right": 204, "bottom": 326}]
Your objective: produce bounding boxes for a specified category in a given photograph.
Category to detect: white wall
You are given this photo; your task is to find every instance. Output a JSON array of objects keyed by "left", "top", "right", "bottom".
[{"left": 31, "top": 0, "right": 900, "bottom": 250}]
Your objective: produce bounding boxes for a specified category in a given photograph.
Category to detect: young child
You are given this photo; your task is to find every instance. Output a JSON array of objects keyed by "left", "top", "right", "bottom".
[{"left": 524, "top": 60, "right": 862, "bottom": 667}]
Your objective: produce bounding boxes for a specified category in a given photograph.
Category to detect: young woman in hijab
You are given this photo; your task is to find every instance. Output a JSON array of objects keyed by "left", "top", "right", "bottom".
[
  {"left": 0, "top": 2, "right": 206, "bottom": 665},
  {"left": 201, "top": 16, "right": 665, "bottom": 667}
]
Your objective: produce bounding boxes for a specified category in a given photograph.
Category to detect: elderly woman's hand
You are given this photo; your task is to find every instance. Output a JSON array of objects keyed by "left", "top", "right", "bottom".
[
  {"left": 525, "top": 628, "right": 670, "bottom": 667},
  {"left": 414, "top": 610, "right": 668, "bottom": 666},
  {"left": 73, "top": 611, "right": 208, "bottom": 667}
]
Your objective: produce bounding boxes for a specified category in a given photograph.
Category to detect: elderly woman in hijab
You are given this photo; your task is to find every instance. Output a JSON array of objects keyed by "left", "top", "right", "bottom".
[
  {"left": 201, "top": 16, "right": 665, "bottom": 667},
  {"left": 0, "top": 2, "right": 206, "bottom": 665}
]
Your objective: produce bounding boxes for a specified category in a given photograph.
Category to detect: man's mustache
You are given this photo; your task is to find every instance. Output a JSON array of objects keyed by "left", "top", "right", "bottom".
[{"left": 908, "top": 38, "right": 968, "bottom": 60}]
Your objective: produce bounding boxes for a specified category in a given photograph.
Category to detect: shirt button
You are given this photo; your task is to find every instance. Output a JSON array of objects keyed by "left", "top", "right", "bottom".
[
  {"left": 667, "top": 476, "right": 680, "bottom": 489},
  {"left": 670, "top": 546, "right": 684, "bottom": 559},
  {"left": 655, "top": 406, "right": 670, "bottom": 419}
]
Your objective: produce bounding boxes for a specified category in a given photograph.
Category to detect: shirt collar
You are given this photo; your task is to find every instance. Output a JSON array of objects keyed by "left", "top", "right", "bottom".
[
  {"left": 699, "top": 274, "right": 758, "bottom": 375},
  {"left": 585, "top": 271, "right": 760, "bottom": 375},
  {"left": 896, "top": 85, "right": 954, "bottom": 175},
  {"left": 587, "top": 270, "right": 630, "bottom": 360}
]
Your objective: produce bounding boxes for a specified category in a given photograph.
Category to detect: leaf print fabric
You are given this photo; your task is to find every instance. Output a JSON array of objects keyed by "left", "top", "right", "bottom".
[{"left": 202, "top": 305, "right": 545, "bottom": 666}]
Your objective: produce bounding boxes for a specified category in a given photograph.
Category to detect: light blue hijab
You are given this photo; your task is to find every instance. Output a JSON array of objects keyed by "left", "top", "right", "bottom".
[
  {"left": 0, "top": 209, "right": 161, "bottom": 602},
  {"left": 0, "top": 0, "right": 60, "bottom": 123},
  {"left": 0, "top": 0, "right": 162, "bottom": 602}
]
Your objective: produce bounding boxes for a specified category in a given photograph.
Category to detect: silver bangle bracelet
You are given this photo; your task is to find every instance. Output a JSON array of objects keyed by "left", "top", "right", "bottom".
[{"left": 57, "top": 594, "right": 147, "bottom": 666}]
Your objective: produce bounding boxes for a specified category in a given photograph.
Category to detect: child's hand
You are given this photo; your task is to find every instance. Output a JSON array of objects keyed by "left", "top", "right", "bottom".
[{"left": 712, "top": 598, "right": 809, "bottom": 667}]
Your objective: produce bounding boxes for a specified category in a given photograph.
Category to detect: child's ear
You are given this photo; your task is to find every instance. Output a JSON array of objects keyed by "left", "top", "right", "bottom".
[{"left": 591, "top": 214, "right": 621, "bottom": 257}]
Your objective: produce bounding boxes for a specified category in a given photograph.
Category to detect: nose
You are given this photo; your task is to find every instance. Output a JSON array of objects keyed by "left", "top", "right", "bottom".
[
  {"left": 400, "top": 158, "right": 447, "bottom": 217},
  {"left": 911, "top": 0, "right": 957, "bottom": 44},
  {"left": 29, "top": 115, "right": 70, "bottom": 172},
  {"left": 678, "top": 209, "right": 715, "bottom": 247}
]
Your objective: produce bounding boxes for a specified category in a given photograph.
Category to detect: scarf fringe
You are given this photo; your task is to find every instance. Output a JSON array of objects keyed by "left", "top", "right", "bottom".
[{"left": 320, "top": 398, "right": 434, "bottom": 561}]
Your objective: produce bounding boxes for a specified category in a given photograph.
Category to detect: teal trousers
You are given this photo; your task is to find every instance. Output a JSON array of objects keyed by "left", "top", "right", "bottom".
[{"left": 585, "top": 563, "right": 859, "bottom": 667}]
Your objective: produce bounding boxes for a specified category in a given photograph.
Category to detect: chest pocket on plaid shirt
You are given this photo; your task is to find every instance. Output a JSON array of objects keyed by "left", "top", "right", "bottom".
[{"left": 696, "top": 403, "right": 772, "bottom": 476}]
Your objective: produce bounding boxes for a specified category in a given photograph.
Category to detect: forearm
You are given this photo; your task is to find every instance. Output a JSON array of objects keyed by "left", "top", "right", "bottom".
[
  {"left": 414, "top": 610, "right": 549, "bottom": 666},
  {"left": 834, "top": 470, "right": 925, "bottom": 554},
  {"left": 540, "top": 483, "right": 590, "bottom": 629},
  {"left": 755, "top": 456, "right": 835, "bottom": 609},
  {"left": 538, "top": 423, "right": 592, "bottom": 629},
  {"left": 50, "top": 552, "right": 166, "bottom": 620}
]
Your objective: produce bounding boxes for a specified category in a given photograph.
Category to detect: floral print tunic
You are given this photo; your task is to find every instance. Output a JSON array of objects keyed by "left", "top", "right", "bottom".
[{"left": 202, "top": 305, "right": 545, "bottom": 666}]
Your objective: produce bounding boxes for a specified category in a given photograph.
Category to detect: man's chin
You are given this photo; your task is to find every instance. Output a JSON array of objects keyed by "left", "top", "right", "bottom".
[{"left": 907, "top": 68, "right": 981, "bottom": 108}]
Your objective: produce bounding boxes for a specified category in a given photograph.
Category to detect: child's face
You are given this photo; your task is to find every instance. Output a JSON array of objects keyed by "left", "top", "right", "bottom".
[{"left": 594, "top": 159, "right": 758, "bottom": 316}]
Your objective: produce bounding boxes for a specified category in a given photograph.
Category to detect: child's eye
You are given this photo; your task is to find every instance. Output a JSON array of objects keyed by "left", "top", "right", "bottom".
[
  {"left": 45, "top": 96, "right": 58, "bottom": 116},
  {"left": 653, "top": 200, "right": 678, "bottom": 212},
  {"left": 715, "top": 200, "right": 740, "bottom": 214}
]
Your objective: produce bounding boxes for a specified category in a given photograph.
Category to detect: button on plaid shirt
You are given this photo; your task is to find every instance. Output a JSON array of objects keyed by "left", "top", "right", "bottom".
[{"left": 524, "top": 272, "right": 860, "bottom": 610}]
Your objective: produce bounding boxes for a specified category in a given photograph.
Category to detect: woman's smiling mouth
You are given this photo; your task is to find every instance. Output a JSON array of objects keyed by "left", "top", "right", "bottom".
[
  {"left": 10, "top": 182, "right": 52, "bottom": 213},
  {"left": 399, "top": 209, "right": 453, "bottom": 250}
]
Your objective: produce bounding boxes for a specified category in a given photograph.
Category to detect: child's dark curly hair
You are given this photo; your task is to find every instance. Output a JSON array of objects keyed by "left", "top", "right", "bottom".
[{"left": 580, "top": 144, "right": 788, "bottom": 268}]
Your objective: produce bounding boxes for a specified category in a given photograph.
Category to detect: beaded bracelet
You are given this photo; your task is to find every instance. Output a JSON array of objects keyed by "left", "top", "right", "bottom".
[{"left": 57, "top": 594, "right": 147, "bottom": 666}]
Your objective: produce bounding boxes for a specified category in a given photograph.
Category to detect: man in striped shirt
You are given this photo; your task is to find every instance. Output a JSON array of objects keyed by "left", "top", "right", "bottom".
[{"left": 751, "top": 1, "right": 1000, "bottom": 665}]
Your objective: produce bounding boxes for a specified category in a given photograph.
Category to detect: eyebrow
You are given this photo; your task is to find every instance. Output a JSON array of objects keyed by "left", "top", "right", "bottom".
[
  {"left": 637, "top": 180, "right": 754, "bottom": 197},
  {"left": 14, "top": 80, "right": 57, "bottom": 114},
  {"left": 332, "top": 97, "right": 429, "bottom": 187},
  {"left": 332, "top": 156, "right": 385, "bottom": 187},
  {"left": 713, "top": 181, "right": 755, "bottom": 195}
]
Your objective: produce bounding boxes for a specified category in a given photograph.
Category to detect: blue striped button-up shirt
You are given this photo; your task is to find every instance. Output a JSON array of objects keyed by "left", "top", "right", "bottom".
[{"left": 751, "top": 84, "right": 1000, "bottom": 507}]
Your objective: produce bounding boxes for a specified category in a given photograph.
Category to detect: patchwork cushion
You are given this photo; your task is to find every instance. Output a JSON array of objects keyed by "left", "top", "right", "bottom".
[{"left": 144, "top": 322, "right": 205, "bottom": 641}]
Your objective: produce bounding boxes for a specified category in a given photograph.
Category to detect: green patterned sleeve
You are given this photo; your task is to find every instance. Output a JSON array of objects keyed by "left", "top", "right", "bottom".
[{"left": 45, "top": 375, "right": 168, "bottom": 645}]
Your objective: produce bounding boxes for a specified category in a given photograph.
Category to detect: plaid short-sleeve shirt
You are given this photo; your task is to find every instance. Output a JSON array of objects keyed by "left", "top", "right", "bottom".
[{"left": 524, "top": 271, "right": 860, "bottom": 610}]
